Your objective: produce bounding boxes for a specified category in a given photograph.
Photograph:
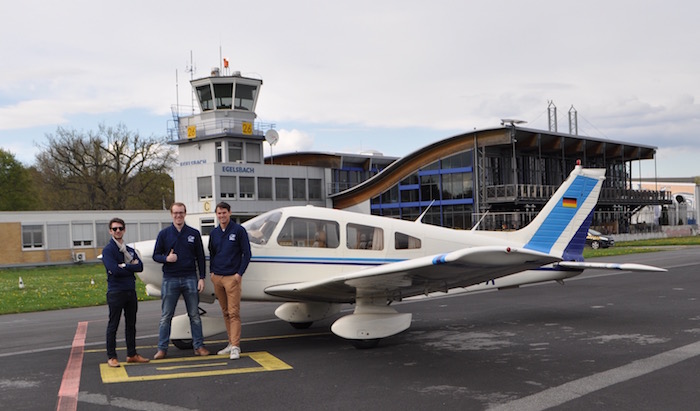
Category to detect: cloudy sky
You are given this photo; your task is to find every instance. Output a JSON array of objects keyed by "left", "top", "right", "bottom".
[{"left": 2, "top": 0, "right": 698, "bottom": 177}]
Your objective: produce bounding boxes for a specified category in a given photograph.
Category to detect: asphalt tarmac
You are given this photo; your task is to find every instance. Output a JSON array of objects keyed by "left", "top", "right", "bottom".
[{"left": 1, "top": 248, "right": 699, "bottom": 410}]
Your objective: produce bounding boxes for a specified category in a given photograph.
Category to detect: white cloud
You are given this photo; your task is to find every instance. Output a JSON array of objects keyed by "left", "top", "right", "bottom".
[{"left": 1, "top": 0, "right": 699, "bottom": 176}]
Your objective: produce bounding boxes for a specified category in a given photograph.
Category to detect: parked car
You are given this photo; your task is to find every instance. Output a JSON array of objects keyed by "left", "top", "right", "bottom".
[{"left": 586, "top": 229, "right": 614, "bottom": 249}]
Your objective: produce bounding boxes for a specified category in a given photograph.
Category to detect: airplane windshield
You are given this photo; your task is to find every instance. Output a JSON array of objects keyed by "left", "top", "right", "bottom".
[{"left": 243, "top": 211, "right": 281, "bottom": 245}]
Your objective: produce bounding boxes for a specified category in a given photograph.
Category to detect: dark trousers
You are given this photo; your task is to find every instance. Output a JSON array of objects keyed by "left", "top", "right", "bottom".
[{"left": 106, "top": 290, "right": 138, "bottom": 359}]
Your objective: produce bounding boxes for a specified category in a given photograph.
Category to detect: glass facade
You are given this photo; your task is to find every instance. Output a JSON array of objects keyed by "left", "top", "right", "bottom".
[{"left": 371, "top": 150, "right": 474, "bottom": 229}]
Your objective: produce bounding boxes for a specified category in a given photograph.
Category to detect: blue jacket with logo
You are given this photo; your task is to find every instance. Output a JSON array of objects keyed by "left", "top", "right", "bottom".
[
  {"left": 208, "top": 222, "right": 251, "bottom": 276},
  {"left": 153, "top": 224, "right": 206, "bottom": 279}
]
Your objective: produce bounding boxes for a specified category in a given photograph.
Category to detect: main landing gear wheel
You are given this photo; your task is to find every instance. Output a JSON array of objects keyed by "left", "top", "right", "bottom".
[
  {"left": 350, "top": 339, "right": 380, "bottom": 349},
  {"left": 172, "top": 339, "right": 193, "bottom": 350},
  {"left": 290, "top": 321, "right": 313, "bottom": 329}
]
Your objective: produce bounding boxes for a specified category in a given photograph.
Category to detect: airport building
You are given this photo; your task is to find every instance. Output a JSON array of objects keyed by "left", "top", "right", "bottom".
[{"left": 0, "top": 67, "right": 688, "bottom": 266}]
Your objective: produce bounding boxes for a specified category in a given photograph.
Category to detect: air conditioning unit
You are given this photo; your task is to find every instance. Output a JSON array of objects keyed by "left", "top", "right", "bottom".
[{"left": 74, "top": 252, "right": 86, "bottom": 263}]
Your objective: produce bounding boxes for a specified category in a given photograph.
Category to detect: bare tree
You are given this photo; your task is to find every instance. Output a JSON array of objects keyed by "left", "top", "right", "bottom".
[{"left": 35, "top": 123, "right": 175, "bottom": 210}]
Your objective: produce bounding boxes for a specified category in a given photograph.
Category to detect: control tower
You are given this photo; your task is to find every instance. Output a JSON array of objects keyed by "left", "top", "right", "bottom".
[
  {"left": 169, "top": 66, "right": 327, "bottom": 231},
  {"left": 171, "top": 67, "right": 269, "bottom": 141}
]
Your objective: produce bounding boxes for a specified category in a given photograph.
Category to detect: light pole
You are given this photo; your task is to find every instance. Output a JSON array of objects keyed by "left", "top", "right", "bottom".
[{"left": 500, "top": 119, "right": 527, "bottom": 198}]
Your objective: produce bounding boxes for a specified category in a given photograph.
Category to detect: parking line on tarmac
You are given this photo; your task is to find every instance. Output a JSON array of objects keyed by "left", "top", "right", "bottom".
[{"left": 99, "top": 351, "right": 292, "bottom": 383}]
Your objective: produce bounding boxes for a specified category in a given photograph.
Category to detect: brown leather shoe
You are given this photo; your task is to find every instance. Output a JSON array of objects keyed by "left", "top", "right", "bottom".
[
  {"left": 194, "top": 346, "right": 210, "bottom": 356},
  {"left": 153, "top": 350, "right": 167, "bottom": 360},
  {"left": 107, "top": 358, "right": 120, "bottom": 368},
  {"left": 126, "top": 354, "right": 150, "bottom": 363}
]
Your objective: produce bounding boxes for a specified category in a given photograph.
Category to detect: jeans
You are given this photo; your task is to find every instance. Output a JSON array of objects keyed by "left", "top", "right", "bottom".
[
  {"left": 157, "top": 276, "right": 204, "bottom": 351},
  {"left": 106, "top": 290, "right": 138, "bottom": 359}
]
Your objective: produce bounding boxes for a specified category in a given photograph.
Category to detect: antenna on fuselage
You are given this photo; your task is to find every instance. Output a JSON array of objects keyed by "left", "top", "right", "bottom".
[
  {"left": 415, "top": 200, "right": 436, "bottom": 223},
  {"left": 471, "top": 210, "right": 490, "bottom": 231}
]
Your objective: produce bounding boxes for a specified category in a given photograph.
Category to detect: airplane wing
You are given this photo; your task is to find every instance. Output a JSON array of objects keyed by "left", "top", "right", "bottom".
[
  {"left": 264, "top": 246, "right": 560, "bottom": 303},
  {"left": 556, "top": 261, "right": 667, "bottom": 272}
]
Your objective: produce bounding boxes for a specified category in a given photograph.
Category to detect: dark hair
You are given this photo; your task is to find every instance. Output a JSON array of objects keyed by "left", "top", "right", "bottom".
[
  {"left": 170, "top": 202, "right": 187, "bottom": 213},
  {"left": 109, "top": 217, "right": 125, "bottom": 229},
  {"left": 215, "top": 202, "right": 231, "bottom": 212}
]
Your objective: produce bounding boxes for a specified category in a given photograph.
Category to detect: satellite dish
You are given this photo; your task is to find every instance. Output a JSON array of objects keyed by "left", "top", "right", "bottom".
[{"left": 265, "top": 129, "right": 279, "bottom": 146}]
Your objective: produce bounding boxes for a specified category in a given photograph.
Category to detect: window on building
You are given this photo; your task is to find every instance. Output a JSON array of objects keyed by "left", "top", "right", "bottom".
[
  {"left": 234, "top": 84, "right": 258, "bottom": 111},
  {"left": 395, "top": 232, "right": 422, "bottom": 249},
  {"left": 442, "top": 150, "right": 473, "bottom": 169},
  {"left": 292, "top": 178, "right": 306, "bottom": 200},
  {"left": 72, "top": 223, "right": 93, "bottom": 247},
  {"left": 47, "top": 224, "right": 70, "bottom": 249},
  {"left": 308, "top": 179, "right": 322, "bottom": 200},
  {"left": 198, "top": 176, "right": 213, "bottom": 199},
  {"left": 213, "top": 83, "right": 233, "bottom": 109},
  {"left": 200, "top": 218, "right": 215, "bottom": 236},
  {"left": 245, "top": 142, "right": 261, "bottom": 163},
  {"left": 258, "top": 177, "right": 272, "bottom": 200},
  {"left": 381, "top": 186, "right": 399, "bottom": 204},
  {"left": 95, "top": 222, "right": 111, "bottom": 248},
  {"left": 276, "top": 217, "right": 339, "bottom": 248},
  {"left": 420, "top": 174, "right": 441, "bottom": 201},
  {"left": 228, "top": 142, "right": 242, "bottom": 163},
  {"left": 239, "top": 177, "right": 255, "bottom": 199},
  {"left": 216, "top": 142, "right": 223, "bottom": 162},
  {"left": 221, "top": 176, "right": 237, "bottom": 199},
  {"left": 347, "top": 223, "right": 383, "bottom": 250},
  {"left": 275, "top": 178, "right": 290, "bottom": 200},
  {"left": 442, "top": 172, "right": 473, "bottom": 200},
  {"left": 22, "top": 225, "right": 44, "bottom": 249},
  {"left": 400, "top": 188, "right": 419, "bottom": 203},
  {"left": 196, "top": 85, "right": 214, "bottom": 111}
]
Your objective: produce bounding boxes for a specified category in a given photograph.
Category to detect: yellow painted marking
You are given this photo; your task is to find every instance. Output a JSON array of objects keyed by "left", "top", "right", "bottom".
[{"left": 100, "top": 351, "right": 292, "bottom": 383}]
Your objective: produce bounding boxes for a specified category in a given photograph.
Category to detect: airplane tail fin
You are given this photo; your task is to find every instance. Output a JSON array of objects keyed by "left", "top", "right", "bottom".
[{"left": 511, "top": 164, "right": 605, "bottom": 261}]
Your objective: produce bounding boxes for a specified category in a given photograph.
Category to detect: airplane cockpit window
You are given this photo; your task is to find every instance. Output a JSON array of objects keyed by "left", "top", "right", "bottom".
[
  {"left": 276, "top": 217, "right": 340, "bottom": 248},
  {"left": 347, "top": 223, "right": 384, "bottom": 250},
  {"left": 395, "top": 232, "right": 422, "bottom": 250},
  {"left": 243, "top": 211, "right": 281, "bottom": 245}
]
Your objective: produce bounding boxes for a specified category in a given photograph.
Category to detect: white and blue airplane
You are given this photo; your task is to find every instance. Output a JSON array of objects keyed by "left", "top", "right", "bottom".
[{"left": 134, "top": 164, "right": 664, "bottom": 349}]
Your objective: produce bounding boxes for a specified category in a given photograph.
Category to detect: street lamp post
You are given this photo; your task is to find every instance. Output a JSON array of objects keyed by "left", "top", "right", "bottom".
[{"left": 500, "top": 119, "right": 527, "bottom": 199}]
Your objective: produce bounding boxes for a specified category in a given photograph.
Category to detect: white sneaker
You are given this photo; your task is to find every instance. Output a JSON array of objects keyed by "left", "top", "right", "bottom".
[
  {"left": 217, "top": 344, "right": 233, "bottom": 355},
  {"left": 230, "top": 346, "right": 240, "bottom": 360}
]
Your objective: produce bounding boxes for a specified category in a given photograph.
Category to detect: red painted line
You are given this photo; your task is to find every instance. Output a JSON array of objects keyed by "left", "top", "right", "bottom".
[{"left": 56, "top": 321, "right": 88, "bottom": 411}]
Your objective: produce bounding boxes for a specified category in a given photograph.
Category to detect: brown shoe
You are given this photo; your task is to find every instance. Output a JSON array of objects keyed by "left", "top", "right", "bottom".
[
  {"left": 107, "top": 358, "right": 120, "bottom": 368},
  {"left": 194, "top": 346, "right": 210, "bottom": 356},
  {"left": 127, "top": 354, "right": 150, "bottom": 363},
  {"left": 153, "top": 350, "right": 167, "bottom": 360}
]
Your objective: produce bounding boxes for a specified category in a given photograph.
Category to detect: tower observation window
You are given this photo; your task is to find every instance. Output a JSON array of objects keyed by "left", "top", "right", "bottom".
[
  {"left": 234, "top": 84, "right": 258, "bottom": 111},
  {"left": 196, "top": 85, "right": 214, "bottom": 111},
  {"left": 214, "top": 84, "right": 233, "bottom": 109}
]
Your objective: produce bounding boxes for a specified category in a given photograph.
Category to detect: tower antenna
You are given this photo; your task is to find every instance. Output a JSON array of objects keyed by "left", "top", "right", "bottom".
[{"left": 186, "top": 50, "right": 196, "bottom": 113}]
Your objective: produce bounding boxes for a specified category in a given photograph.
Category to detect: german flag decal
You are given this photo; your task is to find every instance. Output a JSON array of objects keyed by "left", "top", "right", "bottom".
[{"left": 562, "top": 197, "right": 577, "bottom": 208}]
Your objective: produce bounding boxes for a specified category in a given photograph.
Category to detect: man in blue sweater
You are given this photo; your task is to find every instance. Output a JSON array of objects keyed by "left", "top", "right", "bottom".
[
  {"left": 152, "top": 202, "right": 210, "bottom": 359},
  {"left": 209, "top": 202, "right": 251, "bottom": 360},
  {"left": 102, "top": 217, "right": 149, "bottom": 367}
]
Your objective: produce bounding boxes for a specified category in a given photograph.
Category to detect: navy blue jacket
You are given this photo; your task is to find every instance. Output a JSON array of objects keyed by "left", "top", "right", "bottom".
[
  {"left": 153, "top": 224, "right": 206, "bottom": 279},
  {"left": 208, "top": 222, "right": 251, "bottom": 276},
  {"left": 102, "top": 238, "right": 144, "bottom": 292}
]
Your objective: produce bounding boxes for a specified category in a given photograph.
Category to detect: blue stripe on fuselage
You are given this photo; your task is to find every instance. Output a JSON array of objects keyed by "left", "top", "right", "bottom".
[
  {"left": 250, "top": 255, "right": 404, "bottom": 266},
  {"left": 524, "top": 175, "right": 597, "bottom": 254}
]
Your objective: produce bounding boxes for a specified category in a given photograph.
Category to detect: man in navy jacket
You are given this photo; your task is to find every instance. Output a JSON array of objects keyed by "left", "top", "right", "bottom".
[
  {"left": 152, "top": 202, "right": 210, "bottom": 359},
  {"left": 102, "top": 217, "right": 149, "bottom": 367},
  {"left": 209, "top": 202, "right": 251, "bottom": 360}
]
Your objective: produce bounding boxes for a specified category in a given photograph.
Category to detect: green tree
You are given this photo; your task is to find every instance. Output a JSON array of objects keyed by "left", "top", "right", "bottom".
[
  {"left": 0, "top": 148, "right": 37, "bottom": 210},
  {"left": 34, "top": 123, "right": 175, "bottom": 210}
]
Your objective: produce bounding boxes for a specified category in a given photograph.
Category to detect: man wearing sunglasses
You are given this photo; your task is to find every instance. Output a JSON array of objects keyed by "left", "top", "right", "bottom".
[{"left": 102, "top": 218, "right": 149, "bottom": 367}]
